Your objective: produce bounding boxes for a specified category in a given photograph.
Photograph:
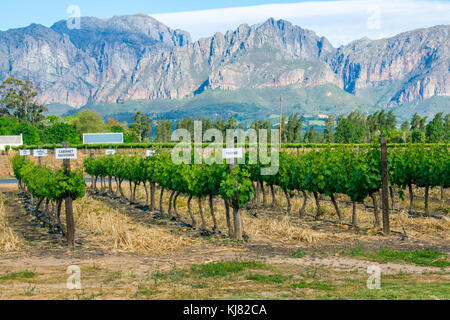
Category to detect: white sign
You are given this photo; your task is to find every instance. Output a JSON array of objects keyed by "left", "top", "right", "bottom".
[
  {"left": 55, "top": 148, "right": 77, "bottom": 159},
  {"left": 33, "top": 149, "right": 48, "bottom": 157},
  {"left": 19, "top": 149, "right": 31, "bottom": 156},
  {"left": 83, "top": 133, "right": 123, "bottom": 144},
  {"left": 222, "top": 148, "right": 244, "bottom": 159},
  {"left": 105, "top": 149, "right": 116, "bottom": 156},
  {"left": 146, "top": 150, "right": 156, "bottom": 157}
]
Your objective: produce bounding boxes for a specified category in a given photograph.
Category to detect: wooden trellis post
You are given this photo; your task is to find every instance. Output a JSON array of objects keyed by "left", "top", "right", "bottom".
[
  {"left": 62, "top": 141, "right": 75, "bottom": 247},
  {"left": 224, "top": 147, "right": 243, "bottom": 241},
  {"left": 90, "top": 150, "right": 95, "bottom": 190},
  {"left": 231, "top": 158, "right": 242, "bottom": 241},
  {"left": 38, "top": 145, "right": 42, "bottom": 169},
  {"left": 380, "top": 137, "right": 390, "bottom": 235}
]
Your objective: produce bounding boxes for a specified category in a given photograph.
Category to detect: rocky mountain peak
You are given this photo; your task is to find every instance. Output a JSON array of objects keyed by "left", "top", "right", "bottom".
[
  {"left": 51, "top": 14, "right": 192, "bottom": 48},
  {"left": 0, "top": 15, "right": 447, "bottom": 113}
]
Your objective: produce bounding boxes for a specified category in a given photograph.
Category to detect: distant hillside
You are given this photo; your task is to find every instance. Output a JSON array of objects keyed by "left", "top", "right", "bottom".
[{"left": 62, "top": 84, "right": 377, "bottom": 125}]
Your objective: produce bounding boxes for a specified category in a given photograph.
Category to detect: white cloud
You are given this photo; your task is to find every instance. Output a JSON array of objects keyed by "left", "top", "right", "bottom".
[{"left": 151, "top": 0, "right": 450, "bottom": 47}]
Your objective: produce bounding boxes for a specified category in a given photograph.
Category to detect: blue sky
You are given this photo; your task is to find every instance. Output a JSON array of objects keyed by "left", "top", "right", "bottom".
[
  {"left": 0, "top": 0, "right": 312, "bottom": 30},
  {"left": 1, "top": 0, "right": 449, "bottom": 46}
]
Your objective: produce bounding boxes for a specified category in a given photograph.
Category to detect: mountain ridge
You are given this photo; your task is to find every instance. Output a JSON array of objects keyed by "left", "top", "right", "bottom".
[{"left": 0, "top": 14, "right": 448, "bottom": 119}]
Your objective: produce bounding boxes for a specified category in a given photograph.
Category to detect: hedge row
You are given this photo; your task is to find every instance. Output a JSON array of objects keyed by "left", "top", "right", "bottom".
[{"left": 10, "top": 142, "right": 449, "bottom": 151}]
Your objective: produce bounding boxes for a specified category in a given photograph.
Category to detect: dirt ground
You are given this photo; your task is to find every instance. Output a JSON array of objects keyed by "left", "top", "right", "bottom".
[{"left": 0, "top": 182, "right": 449, "bottom": 300}]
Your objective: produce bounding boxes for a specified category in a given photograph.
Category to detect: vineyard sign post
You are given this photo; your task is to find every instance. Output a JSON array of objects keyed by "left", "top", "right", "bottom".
[
  {"left": 19, "top": 149, "right": 30, "bottom": 160},
  {"left": 146, "top": 150, "right": 156, "bottom": 157},
  {"left": 380, "top": 137, "right": 390, "bottom": 235},
  {"left": 90, "top": 150, "right": 95, "bottom": 190},
  {"left": 223, "top": 148, "right": 244, "bottom": 241},
  {"left": 59, "top": 141, "right": 76, "bottom": 247},
  {"left": 34, "top": 145, "right": 48, "bottom": 169}
]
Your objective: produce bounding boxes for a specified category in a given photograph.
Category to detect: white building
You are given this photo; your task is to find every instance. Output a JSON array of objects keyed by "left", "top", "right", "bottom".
[{"left": 0, "top": 134, "right": 23, "bottom": 150}]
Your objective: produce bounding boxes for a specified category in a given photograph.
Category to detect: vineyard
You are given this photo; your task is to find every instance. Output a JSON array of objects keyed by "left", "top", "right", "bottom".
[
  {"left": 8, "top": 143, "right": 449, "bottom": 242},
  {"left": 80, "top": 144, "right": 447, "bottom": 238},
  {"left": 1, "top": 143, "right": 449, "bottom": 299}
]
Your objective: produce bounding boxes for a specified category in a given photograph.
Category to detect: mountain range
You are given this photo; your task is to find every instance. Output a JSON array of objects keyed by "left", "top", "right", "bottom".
[{"left": 0, "top": 14, "right": 448, "bottom": 123}]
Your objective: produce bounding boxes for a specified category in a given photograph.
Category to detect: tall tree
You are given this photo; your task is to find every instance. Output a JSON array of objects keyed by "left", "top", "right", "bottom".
[
  {"left": 445, "top": 114, "right": 450, "bottom": 142},
  {"left": 71, "top": 110, "right": 106, "bottom": 135},
  {"left": 335, "top": 111, "right": 366, "bottom": 143},
  {"left": 0, "top": 78, "right": 47, "bottom": 124},
  {"left": 41, "top": 122, "right": 81, "bottom": 144},
  {"left": 425, "top": 113, "right": 445, "bottom": 143},
  {"left": 303, "top": 125, "right": 321, "bottom": 143},
  {"left": 411, "top": 129, "right": 425, "bottom": 143},
  {"left": 155, "top": 119, "right": 173, "bottom": 142},
  {"left": 385, "top": 110, "right": 396, "bottom": 132},
  {"left": 401, "top": 120, "right": 410, "bottom": 131},
  {"left": 130, "top": 112, "right": 153, "bottom": 142},
  {"left": 411, "top": 113, "right": 427, "bottom": 132},
  {"left": 283, "top": 113, "right": 304, "bottom": 143},
  {"left": 323, "top": 116, "right": 335, "bottom": 143}
]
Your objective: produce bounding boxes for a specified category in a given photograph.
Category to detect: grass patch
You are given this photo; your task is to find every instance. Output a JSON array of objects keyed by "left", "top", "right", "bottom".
[
  {"left": 290, "top": 248, "right": 306, "bottom": 258},
  {"left": 82, "top": 263, "right": 102, "bottom": 273},
  {"left": 246, "top": 273, "right": 293, "bottom": 284},
  {"left": 0, "top": 270, "right": 36, "bottom": 280},
  {"left": 190, "top": 282, "right": 209, "bottom": 289},
  {"left": 290, "top": 281, "right": 334, "bottom": 291},
  {"left": 343, "top": 243, "right": 449, "bottom": 267},
  {"left": 334, "top": 275, "right": 450, "bottom": 300},
  {"left": 373, "top": 247, "right": 449, "bottom": 267},
  {"left": 134, "top": 284, "right": 161, "bottom": 298},
  {"left": 190, "top": 261, "right": 266, "bottom": 278},
  {"left": 104, "top": 270, "right": 122, "bottom": 282},
  {"left": 151, "top": 267, "right": 190, "bottom": 283}
]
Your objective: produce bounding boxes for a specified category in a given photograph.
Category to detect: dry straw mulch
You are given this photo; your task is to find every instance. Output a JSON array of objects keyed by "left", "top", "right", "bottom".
[
  {"left": 74, "top": 195, "right": 200, "bottom": 254},
  {"left": 0, "top": 193, "right": 22, "bottom": 253}
]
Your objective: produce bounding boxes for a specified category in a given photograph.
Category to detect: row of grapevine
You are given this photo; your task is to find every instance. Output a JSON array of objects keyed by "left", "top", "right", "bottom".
[
  {"left": 12, "top": 142, "right": 449, "bottom": 151},
  {"left": 243, "top": 147, "right": 383, "bottom": 227},
  {"left": 84, "top": 152, "right": 254, "bottom": 239},
  {"left": 11, "top": 155, "right": 85, "bottom": 235},
  {"left": 390, "top": 144, "right": 449, "bottom": 216},
  {"left": 249, "top": 144, "right": 448, "bottom": 226},
  {"left": 84, "top": 144, "right": 448, "bottom": 238}
]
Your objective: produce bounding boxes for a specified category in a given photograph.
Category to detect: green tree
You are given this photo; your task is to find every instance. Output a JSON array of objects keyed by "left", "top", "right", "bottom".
[
  {"left": 109, "top": 125, "right": 137, "bottom": 143},
  {"left": 425, "top": 113, "right": 445, "bottom": 143},
  {"left": 71, "top": 110, "right": 106, "bottom": 136},
  {"left": 411, "top": 129, "right": 425, "bottom": 143},
  {"left": 323, "top": 116, "right": 335, "bottom": 143},
  {"left": 129, "top": 112, "right": 153, "bottom": 142},
  {"left": 155, "top": 119, "right": 173, "bottom": 142},
  {"left": 335, "top": 112, "right": 366, "bottom": 143},
  {"left": 283, "top": 113, "right": 304, "bottom": 143},
  {"left": 411, "top": 113, "right": 427, "bottom": 132},
  {"left": 303, "top": 125, "right": 321, "bottom": 143},
  {"left": 385, "top": 110, "right": 396, "bottom": 131},
  {"left": 0, "top": 116, "right": 41, "bottom": 144},
  {"left": 401, "top": 120, "right": 410, "bottom": 131},
  {"left": 0, "top": 78, "right": 47, "bottom": 123},
  {"left": 445, "top": 114, "right": 450, "bottom": 142},
  {"left": 213, "top": 116, "right": 241, "bottom": 137},
  {"left": 41, "top": 122, "right": 81, "bottom": 144}
]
